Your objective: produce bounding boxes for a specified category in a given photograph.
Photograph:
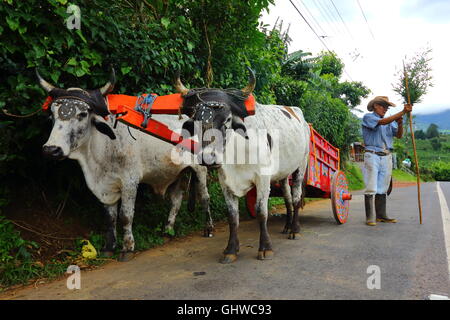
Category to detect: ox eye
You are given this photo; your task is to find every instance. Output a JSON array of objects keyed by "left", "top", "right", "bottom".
[{"left": 77, "top": 112, "right": 88, "bottom": 120}]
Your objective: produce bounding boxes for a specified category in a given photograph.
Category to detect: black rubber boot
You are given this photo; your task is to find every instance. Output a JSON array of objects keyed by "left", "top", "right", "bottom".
[
  {"left": 375, "top": 194, "right": 397, "bottom": 223},
  {"left": 365, "top": 194, "right": 376, "bottom": 226}
]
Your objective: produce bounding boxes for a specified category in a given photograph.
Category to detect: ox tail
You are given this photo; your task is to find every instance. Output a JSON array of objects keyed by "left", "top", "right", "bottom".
[
  {"left": 187, "top": 169, "right": 197, "bottom": 212},
  {"left": 300, "top": 163, "right": 308, "bottom": 209}
]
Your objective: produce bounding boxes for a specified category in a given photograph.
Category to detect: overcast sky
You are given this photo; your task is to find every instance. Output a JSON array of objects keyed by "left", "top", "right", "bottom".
[{"left": 260, "top": 0, "right": 450, "bottom": 116}]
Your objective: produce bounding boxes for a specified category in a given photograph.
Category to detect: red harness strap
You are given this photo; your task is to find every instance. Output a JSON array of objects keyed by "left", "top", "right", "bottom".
[{"left": 41, "top": 96, "right": 53, "bottom": 111}]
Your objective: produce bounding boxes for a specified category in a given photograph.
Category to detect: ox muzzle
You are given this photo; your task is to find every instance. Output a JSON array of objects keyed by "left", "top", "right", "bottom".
[{"left": 42, "top": 145, "right": 66, "bottom": 160}]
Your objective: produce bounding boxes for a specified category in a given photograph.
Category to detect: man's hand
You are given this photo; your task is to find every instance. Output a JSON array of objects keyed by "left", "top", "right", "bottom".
[{"left": 403, "top": 103, "right": 413, "bottom": 114}]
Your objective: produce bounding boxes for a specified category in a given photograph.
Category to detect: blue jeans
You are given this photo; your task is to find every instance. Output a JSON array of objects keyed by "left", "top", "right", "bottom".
[{"left": 363, "top": 152, "right": 392, "bottom": 195}]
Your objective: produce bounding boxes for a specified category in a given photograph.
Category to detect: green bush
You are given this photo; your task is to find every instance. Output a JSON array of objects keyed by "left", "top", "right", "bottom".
[
  {"left": 430, "top": 161, "right": 450, "bottom": 181},
  {"left": 0, "top": 216, "right": 35, "bottom": 264},
  {"left": 343, "top": 162, "right": 365, "bottom": 191},
  {"left": 0, "top": 215, "right": 43, "bottom": 288}
]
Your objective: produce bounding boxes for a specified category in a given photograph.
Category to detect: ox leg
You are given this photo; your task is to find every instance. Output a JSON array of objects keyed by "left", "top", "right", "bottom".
[
  {"left": 281, "top": 178, "right": 293, "bottom": 234},
  {"left": 255, "top": 178, "right": 273, "bottom": 260},
  {"left": 118, "top": 184, "right": 138, "bottom": 262},
  {"left": 289, "top": 169, "right": 304, "bottom": 240},
  {"left": 101, "top": 203, "right": 118, "bottom": 257},
  {"left": 164, "top": 178, "right": 185, "bottom": 236},
  {"left": 218, "top": 171, "right": 239, "bottom": 264},
  {"left": 196, "top": 169, "right": 214, "bottom": 237}
]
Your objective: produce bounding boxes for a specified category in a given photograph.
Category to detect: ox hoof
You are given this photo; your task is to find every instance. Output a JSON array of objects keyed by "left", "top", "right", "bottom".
[
  {"left": 118, "top": 251, "right": 135, "bottom": 262},
  {"left": 257, "top": 250, "right": 274, "bottom": 260},
  {"left": 220, "top": 254, "right": 238, "bottom": 264},
  {"left": 288, "top": 232, "right": 301, "bottom": 240},
  {"left": 100, "top": 250, "right": 114, "bottom": 258}
]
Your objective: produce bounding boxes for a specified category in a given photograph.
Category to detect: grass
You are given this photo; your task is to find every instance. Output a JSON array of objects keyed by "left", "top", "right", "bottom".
[
  {"left": 392, "top": 169, "right": 419, "bottom": 182},
  {"left": 343, "top": 162, "right": 365, "bottom": 191}
]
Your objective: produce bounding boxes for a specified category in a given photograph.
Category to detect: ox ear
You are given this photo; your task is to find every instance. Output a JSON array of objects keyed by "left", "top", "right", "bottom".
[
  {"left": 230, "top": 103, "right": 249, "bottom": 119},
  {"left": 92, "top": 117, "right": 116, "bottom": 140},
  {"left": 182, "top": 118, "right": 195, "bottom": 137},
  {"left": 231, "top": 115, "right": 248, "bottom": 139}
]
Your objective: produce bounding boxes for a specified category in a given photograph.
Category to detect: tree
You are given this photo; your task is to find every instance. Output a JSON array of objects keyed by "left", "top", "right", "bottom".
[
  {"left": 281, "top": 50, "right": 315, "bottom": 81},
  {"left": 414, "top": 129, "right": 426, "bottom": 140},
  {"left": 426, "top": 123, "right": 439, "bottom": 139},
  {"left": 338, "top": 81, "right": 371, "bottom": 109},
  {"left": 430, "top": 137, "right": 442, "bottom": 151},
  {"left": 393, "top": 47, "right": 433, "bottom": 105},
  {"left": 316, "top": 51, "right": 344, "bottom": 77}
]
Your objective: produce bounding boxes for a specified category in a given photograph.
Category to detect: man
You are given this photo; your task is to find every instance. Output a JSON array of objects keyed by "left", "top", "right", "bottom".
[{"left": 362, "top": 96, "right": 412, "bottom": 226}]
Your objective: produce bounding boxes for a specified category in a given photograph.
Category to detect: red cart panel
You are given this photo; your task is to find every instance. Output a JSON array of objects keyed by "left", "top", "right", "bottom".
[{"left": 307, "top": 124, "right": 340, "bottom": 194}]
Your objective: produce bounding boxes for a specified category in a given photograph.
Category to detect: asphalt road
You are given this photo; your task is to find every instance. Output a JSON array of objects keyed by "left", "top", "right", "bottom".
[{"left": 2, "top": 182, "right": 450, "bottom": 300}]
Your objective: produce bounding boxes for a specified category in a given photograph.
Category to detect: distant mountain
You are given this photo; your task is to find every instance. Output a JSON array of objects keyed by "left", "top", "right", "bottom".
[{"left": 414, "top": 110, "right": 450, "bottom": 132}]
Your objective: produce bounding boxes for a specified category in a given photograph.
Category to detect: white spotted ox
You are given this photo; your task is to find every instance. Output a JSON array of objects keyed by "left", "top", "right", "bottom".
[
  {"left": 37, "top": 70, "right": 212, "bottom": 261},
  {"left": 176, "top": 68, "right": 310, "bottom": 263}
]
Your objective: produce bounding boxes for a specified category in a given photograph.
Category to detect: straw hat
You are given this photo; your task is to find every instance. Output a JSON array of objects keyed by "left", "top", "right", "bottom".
[{"left": 367, "top": 96, "right": 396, "bottom": 111}]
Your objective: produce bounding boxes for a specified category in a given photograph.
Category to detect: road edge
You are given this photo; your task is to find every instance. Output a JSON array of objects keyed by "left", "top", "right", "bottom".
[{"left": 437, "top": 182, "right": 450, "bottom": 282}]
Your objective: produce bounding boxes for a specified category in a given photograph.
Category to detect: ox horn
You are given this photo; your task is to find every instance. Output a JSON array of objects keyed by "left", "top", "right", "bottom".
[
  {"left": 99, "top": 67, "right": 116, "bottom": 96},
  {"left": 174, "top": 72, "right": 190, "bottom": 96},
  {"left": 36, "top": 69, "right": 56, "bottom": 93},
  {"left": 241, "top": 66, "right": 256, "bottom": 96}
]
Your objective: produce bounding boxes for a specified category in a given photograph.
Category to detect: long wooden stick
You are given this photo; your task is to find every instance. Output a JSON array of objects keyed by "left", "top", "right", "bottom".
[{"left": 404, "top": 62, "right": 423, "bottom": 224}]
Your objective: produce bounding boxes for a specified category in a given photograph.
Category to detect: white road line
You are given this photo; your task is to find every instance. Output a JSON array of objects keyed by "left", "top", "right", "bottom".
[{"left": 437, "top": 182, "right": 450, "bottom": 281}]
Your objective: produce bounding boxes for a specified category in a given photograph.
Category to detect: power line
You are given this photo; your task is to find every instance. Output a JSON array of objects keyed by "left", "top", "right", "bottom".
[
  {"left": 314, "top": 0, "right": 344, "bottom": 36},
  {"left": 288, "top": 0, "right": 333, "bottom": 53},
  {"left": 296, "top": 0, "right": 328, "bottom": 37},
  {"left": 288, "top": 0, "right": 354, "bottom": 81},
  {"left": 329, "top": 0, "right": 354, "bottom": 40},
  {"left": 356, "top": 0, "right": 375, "bottom": 40},
  {"left": 319, "top": 0, "right": 346, "bottom": 35},
  {"left": 309, "top": 0, "right": 338, "bottom": 37}
]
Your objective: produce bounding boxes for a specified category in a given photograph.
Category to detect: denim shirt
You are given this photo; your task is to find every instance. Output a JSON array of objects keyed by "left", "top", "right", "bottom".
[{"left": 362, "top": 112, "right": 398, "bottom": 152}]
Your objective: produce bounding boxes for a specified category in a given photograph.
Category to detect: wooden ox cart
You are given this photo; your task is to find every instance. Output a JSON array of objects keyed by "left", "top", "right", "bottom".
[{"left": 245, "top": 124, "right": 352, "bottom": 224}]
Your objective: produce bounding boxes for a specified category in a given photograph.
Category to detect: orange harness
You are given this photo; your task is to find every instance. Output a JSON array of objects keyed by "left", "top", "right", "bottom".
[{"left": 42, "top": 93, "right": 256, "bottom": 154}]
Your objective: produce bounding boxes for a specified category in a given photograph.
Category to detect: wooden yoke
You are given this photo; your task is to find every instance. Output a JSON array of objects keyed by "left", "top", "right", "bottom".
[
  {"left": 106, "top": 93, "right": 256, "bottom": 155},
  {"left": 107, "top": 93, "right": 199, "bottom": 154}
]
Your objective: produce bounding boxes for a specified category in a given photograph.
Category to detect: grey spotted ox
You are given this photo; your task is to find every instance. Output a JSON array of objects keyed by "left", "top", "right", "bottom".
[
  {"left": 176, "top": 68, "right": 310, "bottom": 263},
  {"left": 37, "top": 70, "right": 213, "bottom": 261}
]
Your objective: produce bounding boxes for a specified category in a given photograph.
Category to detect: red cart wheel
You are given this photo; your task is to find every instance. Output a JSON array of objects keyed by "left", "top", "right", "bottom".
[
  {"left": 330, "top": 170, "right": 352, "bottom": 224},
  {"left": 246, "top": 187, "right": 257, "bottom": 218}
]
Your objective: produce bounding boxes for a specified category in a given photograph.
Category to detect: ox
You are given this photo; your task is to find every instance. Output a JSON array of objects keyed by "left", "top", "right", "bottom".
[
  {"left": 37, "top": 70, "right": 213, "bottom": 261},
  {"left": 175, "top": 68, "right": 310, "bottom": 263}
]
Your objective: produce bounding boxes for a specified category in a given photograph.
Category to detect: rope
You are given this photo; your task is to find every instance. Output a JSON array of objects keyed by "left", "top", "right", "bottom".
[
  {"left": 10, "top": 220, "right": 79, "bottom": 241},
  {"left": 2, "top": 108, "right": 42, "bottom": 118},
  {"left": 187, "top": 87, "right": 247, "bottom": 101}
]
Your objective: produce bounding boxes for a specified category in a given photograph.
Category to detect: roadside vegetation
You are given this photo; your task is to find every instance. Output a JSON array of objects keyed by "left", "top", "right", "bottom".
[
  {"left": 0, "top": 0, "right": 370, "bottom": 289},
  {"left": 394, "top": 123, "right": 450, "bottom": 181},
  {"left": 391, "top": 169, "right": 419, "bottom": 183},
  {"left": 343, "top": 162, "right": 365, "bottom": 191}
]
